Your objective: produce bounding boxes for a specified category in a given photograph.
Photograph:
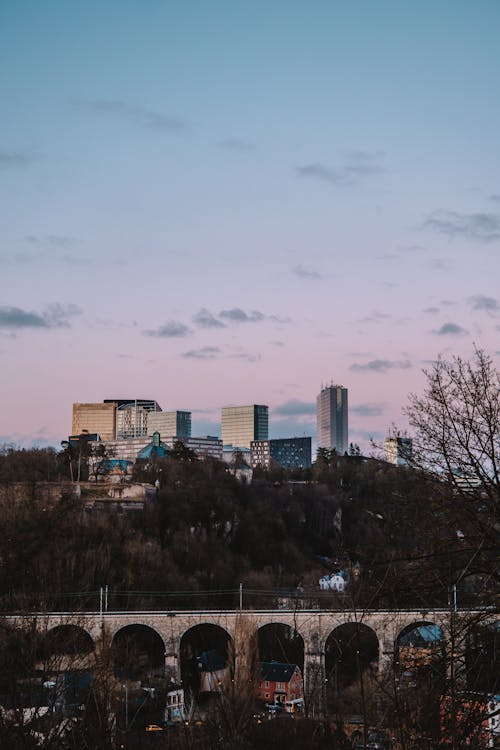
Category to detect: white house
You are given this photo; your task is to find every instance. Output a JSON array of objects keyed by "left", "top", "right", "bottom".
[{"left": 319, "top": 572, "right": 346, "bottom": 592}]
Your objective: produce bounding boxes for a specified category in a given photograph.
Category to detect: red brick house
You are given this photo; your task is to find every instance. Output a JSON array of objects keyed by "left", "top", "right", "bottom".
[
  {"left": 255, "top": 661, "right": 303, "bottom": 707},
  {"left": 439, "top": 694, "right": 499, "bottom": 748}
]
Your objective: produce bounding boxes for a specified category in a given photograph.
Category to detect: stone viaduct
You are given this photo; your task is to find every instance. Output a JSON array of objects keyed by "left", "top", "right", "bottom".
[{"left": 7, "top": 606, "right": 488, "bottom": 709}]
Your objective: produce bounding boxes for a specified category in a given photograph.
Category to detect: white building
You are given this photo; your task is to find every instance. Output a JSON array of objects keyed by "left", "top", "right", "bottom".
[
  {"left": 319, "top": 573, "right": 346, "bottom": 592},
  {"left": 384, "top": 435, "right": 412, "bottom": 466}
]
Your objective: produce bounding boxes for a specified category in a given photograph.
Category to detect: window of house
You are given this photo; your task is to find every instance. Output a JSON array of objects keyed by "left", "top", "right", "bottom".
[
  {"left": 265, "top": 693, "right": 270, "bottom": 699},
  {"left": 265, "top": 681, "right": 269, "bottom": 688}
]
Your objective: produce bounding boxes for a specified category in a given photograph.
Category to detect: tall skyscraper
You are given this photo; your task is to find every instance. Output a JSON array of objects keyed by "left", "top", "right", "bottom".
[
  {"left": 221, "top": 405, "right": 268, "bottom": 449},
  {"left": 316, "top": 384, "right": 348, "bottom": 454}
]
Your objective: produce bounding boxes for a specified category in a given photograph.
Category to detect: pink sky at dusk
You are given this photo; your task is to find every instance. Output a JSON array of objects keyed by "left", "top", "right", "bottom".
[{"left": 1, "top": 1, "right": 499, "bottom": 451}]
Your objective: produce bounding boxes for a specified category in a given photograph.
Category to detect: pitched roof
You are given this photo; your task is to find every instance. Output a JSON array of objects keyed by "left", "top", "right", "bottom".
[{"left": 259, "top": 661, "right": 300, "bottom": 683}]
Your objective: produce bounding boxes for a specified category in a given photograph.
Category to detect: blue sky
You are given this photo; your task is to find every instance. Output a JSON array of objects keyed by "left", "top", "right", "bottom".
[{"left": 1, "top": 0, "right": 499, "bottom": 449}]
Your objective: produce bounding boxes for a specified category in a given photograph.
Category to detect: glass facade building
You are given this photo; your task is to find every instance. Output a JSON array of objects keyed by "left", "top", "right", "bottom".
[
  {"left": 72, "top": 402, "right": 117, "bottom": 441},
  {"left": 221, "top": 405, "right": 268, "bottom": 449},
  {"left": 251, "top": 437, "right": 312, "bottom": 470},
  {"left": 316, "top": 385, "right": 348, "bottom": 454},
  {"left": 104, "top": 399, "right": 162, "bottom": 439},
  {"left": 147, "top": 411, "right": 191, "bottom": 438}
]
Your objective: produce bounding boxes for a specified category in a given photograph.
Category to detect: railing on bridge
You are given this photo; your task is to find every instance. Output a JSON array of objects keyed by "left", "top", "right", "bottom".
[
  {"left": 0, "top": 587, "right": 335, "bottom": 613},
  {"left": 1, "top": 586, "right": 494, "bottom": 614}
]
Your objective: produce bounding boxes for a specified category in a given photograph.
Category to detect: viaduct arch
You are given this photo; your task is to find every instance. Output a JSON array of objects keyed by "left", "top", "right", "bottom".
[{"left": 6, "top": 607, "right": 494, "bottom": 711}]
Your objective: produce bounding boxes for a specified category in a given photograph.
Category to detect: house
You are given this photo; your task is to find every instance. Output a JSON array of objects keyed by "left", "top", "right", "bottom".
[
  {"left": 164, "top": 684, "right": 185, "bottom": 723},
  {"left": 319, "top": 572, "right": 346, "bottom": 592},
  {"left": 255, "top": 661, "right": 303, "bottom": 707},
  {"left": 440, "top": 694, "right": 500, "bottom": 748}
]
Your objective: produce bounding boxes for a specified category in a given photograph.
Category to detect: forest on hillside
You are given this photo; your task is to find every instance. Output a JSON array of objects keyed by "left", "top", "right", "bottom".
[
  {"left": 1, "top": 350, "right": 498, "bottom": 614},
  {"left": 0, "top": 442, "right": 496, "bottom": 613}
]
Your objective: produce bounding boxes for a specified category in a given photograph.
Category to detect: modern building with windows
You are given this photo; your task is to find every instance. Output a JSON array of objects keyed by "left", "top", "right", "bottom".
[
  {"left": 72, "top": 398, "right": 168, "bottom": 441},
  {"left": 221, "top": 405, "right": 268, "bottom": 449},
  {"left": 72, "top": 402, "right": 117, "bottom": 441},
  {"left": 92, "top": 434, "right": 222, "bottom": 463},
  {"left": 384, "top": 435, "right": 413, "bottom": 467},
  {"left": 250, "top": 437, "right": 312, "bottom": 470},
  {"left": 316, "top": 384, "right": 348, "bottom": 454},
  {"left": 147, "top": 411, "right": 191, "bottom": 438},
  {"left": 106, "top": 399, "right": 162, "bottom": 439}
]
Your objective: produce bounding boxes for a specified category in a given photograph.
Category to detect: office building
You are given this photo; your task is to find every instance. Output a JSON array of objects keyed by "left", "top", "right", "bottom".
[
  {"left": 72, "top": 402, "right": 117, "bottom": 441},
  {"left": 384, "top": 435, "right": 412, "bottom": 467},
  {"left": 94, "top": 434, "right": 222, "bottom": 463},
  {"left": 175, "top": 436, "right": 223, "bottom": 461},
  {"left": 108, "top": 399, "right": 162, "bottom": 439},
  {"left": 251, "top": 437, "right": 312, "bottom": 470},
  {"left": 147, "top": 411, "right": 191, "bottom": 438},
  {"left": 221, "top": 405, "right": 268, "bottom": 449},
  {"left": 316, "top": 384, "right": 348, "bottom": 454}
]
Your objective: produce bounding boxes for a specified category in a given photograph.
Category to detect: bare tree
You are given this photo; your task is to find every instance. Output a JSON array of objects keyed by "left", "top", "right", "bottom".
[
  {"left": 404, "top": 348, "right": 499, "bottom": 501},
  {"left": 404, "top": 348, "right": 499, "bottom": 579}
]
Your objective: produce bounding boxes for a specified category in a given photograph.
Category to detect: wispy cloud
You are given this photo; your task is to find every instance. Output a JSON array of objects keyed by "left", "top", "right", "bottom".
[
  {"left": 274, "top": 400, "right": 315, "bottom": 417},
  {"left": 219, "top": 308, "right": 290, "bottom": 324},
  {"left": 424, "top": 210, "right": 500, "bottom": 242},
  {"left": 432, "top": 322, "right": 468, "bottom": 336},
  {"left": 0, "top": 303, "right": 82, "bottom": 330},
  {"left": 350, "top": 359, "right": 412, "bottom": 373},
  {"left": 24, "top": 234, "right": 79, "bottom": 249},
  {"left": 1, "top": 249, "right": 89, "bottom": 267},
  {"left": 0, "top": 234, "right": 90, "bottom": 267},
  {"left": 218, "top": 138, "right": 255, "bottom": 153},
  {"left": 192, "top": 308, "right": 225, "bottom": 329},
  {"left": 293, "top": 265, "right": 322, "bottom": 280},
  {"left": 182, "top": 345, "right": 260, "bottom": 362},
  {"left": 80, "top": 99, "right": 189, "bottom": 133},
  {"left": 227, "top": 351, "right": 261, "bottom": 363},
  {"left": 357, "top": 311, "right": 391, "bottom": 324},
  {"left": 467, "top": 294, "right": 499, "bottom": 314},
  {"left": 296, "top": 151, "right": 386, "bottom": 187},
  {"left": 423, "top": 307, "right": 440, "bottom": 315},
  {"left": 488, "top": 194, "right": 500, "bottom": 204},
  {"left": 183, "top": 346, "right": 221, "bottom": 360},
  {"left": 397, "top": 244, "right": 425, "bottom": 254},
  {"left": 219, "top": 308, "right": 265, "bottom": 323},
  {"left": 0, "top": 148, "right": 35, "bottom": 167},
  {"left": 143, "top": 321, "right": 192, "bottom": 338},
  {"left": 430, "top": 258, "right": 450, "bottom": 271},
  {"left": 351, "top": 403, "right": 386, "bottom": 417}
]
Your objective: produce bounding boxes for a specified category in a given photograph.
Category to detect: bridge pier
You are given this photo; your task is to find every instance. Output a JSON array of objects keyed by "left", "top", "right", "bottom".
[
  {"left": 304, "top": 646, "right": 326, "bottom": 717},
  {"left": 165, "top": 650, "right": 180, "bottom": 683}
]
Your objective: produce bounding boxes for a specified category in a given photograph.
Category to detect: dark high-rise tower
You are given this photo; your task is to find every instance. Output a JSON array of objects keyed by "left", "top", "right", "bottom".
[{"left": 316, "top": 384, "right": 348, "bottom": 454}]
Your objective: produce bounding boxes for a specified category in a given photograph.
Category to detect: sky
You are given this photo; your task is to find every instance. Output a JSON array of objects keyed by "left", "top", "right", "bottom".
[{"left": 1, "top": 0, "right": 499, "bottom": 451}]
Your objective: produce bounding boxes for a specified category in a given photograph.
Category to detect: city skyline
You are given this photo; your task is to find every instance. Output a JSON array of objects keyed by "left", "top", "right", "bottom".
[{"left": 1, "top": 1, "right": 499, "bottom": 452}]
